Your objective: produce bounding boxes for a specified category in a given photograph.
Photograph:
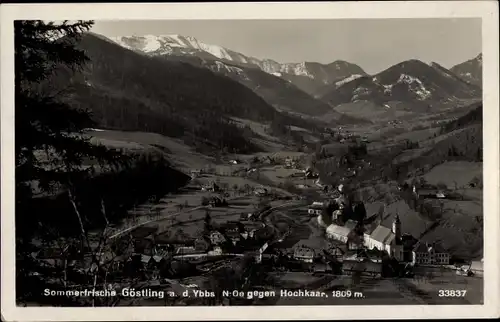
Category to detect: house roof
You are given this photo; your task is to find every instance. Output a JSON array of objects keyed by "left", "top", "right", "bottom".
[
  {"left": 175, "top": 246, "right": 199, "bottom": 255},
  {"left": 413, "top": 242, "right": 447, "bottom": 253},
  {"left": 344, "top": 220, "right": 358, "bottom": 231},
  {"left": 343, "top": 260, "right": 382, "bottom": 273},
  {"left": 294, "top": 246, "right": 315, "bottom": 258},
  {"left": 413, "top": 242, "right": 429, "bottom": 253},
  {"left": 155, "top": 249, "right": 171, "bottom": 258},
  {"left": 364, "top": 222, "right": 379, "bottom": 235},
  {"left": 152, "top": 255, "right": 164, "bottom": 263},
  {"left": 326, "top": 224, "right": 353, "bottom": 238},
  {"left": 210, "top": 230, "right": 226, "bottom": 238},
  {"left": 370, "top": 225, "right": 395, "bottom": 244},
  {"left": 432, "top": 242, "right": 447, "bottom": 253}
]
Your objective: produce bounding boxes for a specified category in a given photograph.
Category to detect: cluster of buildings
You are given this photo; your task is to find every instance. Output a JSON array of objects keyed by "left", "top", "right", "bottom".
[
  {"left": 307, "top": 183, "right": 450, "bottom": 267},
  {"left": 328, "top": 212, "right": 450, "bottom": 266}
]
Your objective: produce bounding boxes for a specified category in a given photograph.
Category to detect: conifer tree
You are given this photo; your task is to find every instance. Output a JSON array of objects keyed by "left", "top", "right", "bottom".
[{"left": 15, "top": 20, "right": 122, "bottom": 305}]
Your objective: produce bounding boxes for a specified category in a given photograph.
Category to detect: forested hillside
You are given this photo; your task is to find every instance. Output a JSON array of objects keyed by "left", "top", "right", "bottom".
[{"left": 50, "top": 33, "right": 289, "bottom": 153}]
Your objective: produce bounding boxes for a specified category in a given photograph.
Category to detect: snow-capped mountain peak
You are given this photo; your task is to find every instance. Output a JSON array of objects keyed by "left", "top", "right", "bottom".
[
  {"left": 110, "top": 34, "right": 236, "bottom": 61},
  {"left": 107, "top": 33, "right": 367, "bottom": 93}
]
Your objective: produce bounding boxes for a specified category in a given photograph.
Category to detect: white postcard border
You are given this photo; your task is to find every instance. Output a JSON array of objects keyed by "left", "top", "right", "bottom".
[{"left": 1, "top": 1, "right": 499, "bottom": 320}]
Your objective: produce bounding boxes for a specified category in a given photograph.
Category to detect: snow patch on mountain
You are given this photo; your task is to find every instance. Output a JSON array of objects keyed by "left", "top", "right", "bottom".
[
  {"left": 396, "top": 74, "right": 432, "bottom": 100},
  {"left": 335, "top": 74, "right": 363, "bottom": 87},
  {"left": 210, "top": 61, "right": 249, "bottom": 80},
  {"left": 108, "top": 34, "right": 366, "bottom": 84},
  {"left": 352, "top": 87, "right": 371, "bottom": 101},
  {"left": 280, "top": 62, "right": 314, "bottom": 78}
]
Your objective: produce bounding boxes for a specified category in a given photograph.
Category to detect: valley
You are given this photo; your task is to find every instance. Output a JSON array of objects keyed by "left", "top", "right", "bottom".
[{"left": 15, "top": 20, "right": 484, "bottom": 307}]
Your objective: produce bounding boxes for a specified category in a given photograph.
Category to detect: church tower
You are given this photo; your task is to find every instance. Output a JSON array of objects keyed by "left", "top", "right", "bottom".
[
  {"left": 392, "top": 214, "right": 401, "bottom": 243},
  {"left": 392, "top": 214, "right": 403, "bottom": 261}
]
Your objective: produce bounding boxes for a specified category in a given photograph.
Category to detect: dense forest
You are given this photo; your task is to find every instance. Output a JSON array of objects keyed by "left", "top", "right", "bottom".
[{"left": 440, "top": 103, "right": 482, "bottom": 134}]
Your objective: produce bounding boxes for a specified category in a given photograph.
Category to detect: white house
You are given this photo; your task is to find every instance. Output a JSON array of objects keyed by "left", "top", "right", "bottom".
[
  {"left": 326, "top": 224, "right": 354, "bottom": 243},
  {"left": 308, "top": 202, "right": 324, "bottom": 216}
]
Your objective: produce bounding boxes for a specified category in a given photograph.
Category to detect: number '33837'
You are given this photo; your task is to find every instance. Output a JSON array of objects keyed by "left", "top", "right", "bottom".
[{"left": 438, "top": 290, "right": 467, "bottom": 297}]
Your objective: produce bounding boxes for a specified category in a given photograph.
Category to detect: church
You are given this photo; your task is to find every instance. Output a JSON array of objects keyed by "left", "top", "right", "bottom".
[{"left": 364, "top": 215, "right": 404, "bottom": 261}]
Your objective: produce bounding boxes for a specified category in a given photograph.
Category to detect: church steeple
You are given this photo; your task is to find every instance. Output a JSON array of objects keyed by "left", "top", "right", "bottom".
[{"left": 392, "top": 214, "right": 401, "bottom": 242}]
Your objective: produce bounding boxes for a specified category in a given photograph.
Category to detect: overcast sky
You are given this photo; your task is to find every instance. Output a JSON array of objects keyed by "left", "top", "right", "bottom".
[{"left": 92, "top": 19, "right": 481, "bottom": 74}]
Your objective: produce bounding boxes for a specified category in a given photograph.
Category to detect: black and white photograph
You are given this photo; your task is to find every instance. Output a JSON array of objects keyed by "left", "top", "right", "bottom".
[{"left": 1, "top": 1, "right": 499, "bottom": 321}]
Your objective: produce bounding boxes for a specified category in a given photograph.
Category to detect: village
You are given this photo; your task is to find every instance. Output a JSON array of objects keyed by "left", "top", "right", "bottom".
[{"left": 31, "top": 149, "right": 484, "bottom": 306}]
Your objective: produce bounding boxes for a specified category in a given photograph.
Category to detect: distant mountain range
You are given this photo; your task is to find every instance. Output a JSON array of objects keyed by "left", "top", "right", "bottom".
[
  {"left": 109, "top": 34, "right": 482, "bottom": 114},
  {"left": 110, "top": 35, "right": 367, "bottom": 97},
  {"left": 40, "top": 31, "right": 484, "bottom": 157},
  {"left": 450, "top": 53, "right": 482, "bottom": 87},
  {"left": 319, "top": 59, "right": 481, "bottom": 111},
  {"left": 50, "top": 33, "right": 328, "bottom": 154}
]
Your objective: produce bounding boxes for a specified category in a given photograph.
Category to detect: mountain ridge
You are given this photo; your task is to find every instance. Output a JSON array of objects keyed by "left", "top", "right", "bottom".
[
  {"left": 450, "top": 53, "right": 482, "bottom": 87},
  {"left": 50, "top": 33, "right": 297, "bottom": 154},
  {"left": 319, "top": 58, "right": 481, "bottom": 110},
  {"left": 109, "top": 34, "right": 368, "bottom": 95}
]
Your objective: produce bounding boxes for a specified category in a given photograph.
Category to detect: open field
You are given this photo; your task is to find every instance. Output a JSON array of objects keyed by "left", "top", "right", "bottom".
[
  {"left": 86, "top": 129, "right": 213, "bottom": 170},
  {"left": 333, "top": 101, "right": 416, "bottom": 122},
  {"left": 421, "top": 161, "right": 482, "bottom": 188},
  {"left": 389, "top": 127, "right": 440, "bottom": 143}
]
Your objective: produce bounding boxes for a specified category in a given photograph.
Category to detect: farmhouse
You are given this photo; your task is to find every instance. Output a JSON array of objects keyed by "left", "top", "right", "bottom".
[
  {"left": 190, "top": 169, "right": 201, "bottom": 178},
  {"left": 326, "top": 224, "right": 354, "bottom": 243},
  {"left": 413, "top": 186, "right": 447, "bottom": 199},
  {"left": 284, "top": 157, "right": 296, "bottom": 168},
  {"left": 208, "top": 196, "right": 227, "bottom": 207},
  {"left": 412, "top": 242, "right": 449, "bottom": 265},
  {"left": 293, "top": 246, "right": 315, "bottom": 263},
  {"left": 308, "top": 201, "right": 324, "bottom": 215},
  {"left": 254, "top": 187, "right": 268, "bottom": 196},
  {"left": 209, "top": 231, "right": 226, "bottom": 245},
  {"left": 202, "top": 182, "right": 220, "bottom": 192}
]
